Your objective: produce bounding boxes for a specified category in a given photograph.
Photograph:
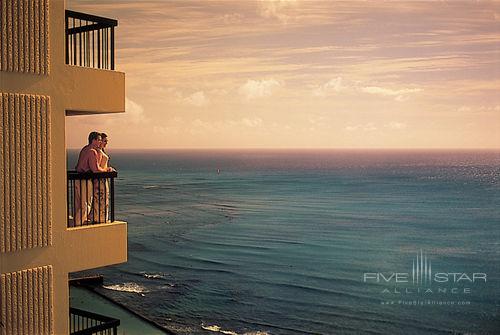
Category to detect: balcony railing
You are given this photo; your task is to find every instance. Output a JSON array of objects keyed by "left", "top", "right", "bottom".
[
  {"left": 70, "top": 307, "right": 120, "bottom": 335},
  {"left": 66, "top": 10, "right": 118, "bottom": 70},
  {"left": 67, "top": 171, "right": 117, "bottom": 227}
]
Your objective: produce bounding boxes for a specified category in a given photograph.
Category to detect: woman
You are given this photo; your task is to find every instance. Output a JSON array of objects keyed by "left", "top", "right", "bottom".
[
  {"left": 93, "top": 133, "right": 115, "bottom": 222},
  {"left": 98, "top": 133, "right": 113, "bottom": 171}
]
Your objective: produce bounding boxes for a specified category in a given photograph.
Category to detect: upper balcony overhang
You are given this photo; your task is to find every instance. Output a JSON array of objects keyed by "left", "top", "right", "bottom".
[
  {"left": 64, "top": 65, "right": 125, "bottom": 115},
  {"left": 65, "top": 10, "right": 124, "bottom": 115}
]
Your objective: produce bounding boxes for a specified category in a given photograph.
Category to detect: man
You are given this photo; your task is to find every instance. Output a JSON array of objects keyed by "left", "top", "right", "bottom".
[
  {"left": 76, "top": 132, "right": 112, "bottom": 174},
  {"left": 73, "top": 132, "right": 112, "bottom": 226}
]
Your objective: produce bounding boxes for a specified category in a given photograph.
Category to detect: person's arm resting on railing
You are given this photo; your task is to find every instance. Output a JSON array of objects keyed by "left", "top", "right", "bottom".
[{"left": 89, "top": 149, "right": 113, "bottom": 173}]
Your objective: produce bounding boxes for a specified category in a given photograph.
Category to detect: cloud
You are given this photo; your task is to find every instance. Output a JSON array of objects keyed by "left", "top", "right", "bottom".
[
  {"left": 209, "top": 88, "right": 228, "bottom": 96},
  {"left": 184, "top": 91, "right": 209, "bottom": 107},
  {"left": 258, "top": 0, "right": 298, "bottom": 23},
  {"left": 153, "top": 117, "right": 184, "bottom": 136},
  {"left": 361, "top": 86, "right": 422, "bottom": 101},
  {"left": 312, "top": 78, "right": 421, "bottom": 101},
  {"left": 308, "top": 115, "right": 328, "bottom": 127},
  {"left": 242, "top": 117, "right": 263, "bottom": 127},
  {"left": 345, "top": 123, "right": 377, "bottom": 132},
  {"left": 312, "top": 77, "right": 344, "bottom": 97},
  {"left": 457, "top": 106, "right": 472, "bottom": 112},
  {"left": 239, "top": 79, "right": 281, "bottom": 99},
  {"left": 125, "top": 98, "right": 148, "bottom": 124},
  {"left": 187, "top": 117, "right": 265, "bottom": 135},
  {"left": 385, "top": 121, "right": 407, "bottom": 130},
  {"left": 221, "top": 13, "right": 244, "bottom": 24},
  {"left": 345, "top": 122, "right": 407, "bottom": 132},
  {"left": 457, "top": 105, "right": 500, "bottom": 113}
]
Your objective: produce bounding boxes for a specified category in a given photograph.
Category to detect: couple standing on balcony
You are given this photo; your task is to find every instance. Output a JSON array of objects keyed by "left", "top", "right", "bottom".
[{"left": 74, "top": 131, "right": 116, "bottom": 226}]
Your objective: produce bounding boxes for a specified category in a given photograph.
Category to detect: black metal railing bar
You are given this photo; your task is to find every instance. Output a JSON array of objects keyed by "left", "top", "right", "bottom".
[
  {"left": 67, "top": 170, "right": 117, "bottom": 227},
  {"left": 65, "top": 10, "right": 117, "bottom": 70},
  {"left": 69, "top": 307, "right": 120, "bottom": 335}
]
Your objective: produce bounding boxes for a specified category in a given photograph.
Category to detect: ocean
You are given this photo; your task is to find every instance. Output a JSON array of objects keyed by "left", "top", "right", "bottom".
[{"left": 68, "top": 149, "right": 500, "bottom": 335}]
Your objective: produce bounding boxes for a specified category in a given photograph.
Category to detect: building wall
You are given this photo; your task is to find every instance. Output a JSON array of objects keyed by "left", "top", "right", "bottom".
[
  {"left": 0, "top": 1, "right": 127, "bottom": 334},
  {"left": 0, "top": 93, "right": 52, "bottom": 253},
  {"left": 1, "top": 266, "right": 54, "bottom": 334},
  {"left": 1, "top": 2, "right": 55, "bottom": 334},
  {"left": 1, "top": 0, "right": 50, "bottom": 75}
]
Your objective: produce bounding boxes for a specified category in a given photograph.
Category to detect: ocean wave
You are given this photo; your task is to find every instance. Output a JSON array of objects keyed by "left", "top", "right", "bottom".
[
  {"left": 142, "top": 184, "right": 177, "bottom": 190},
  {"left": 139, "top": 271, "right": 169, "bottom": 280},
  {"left": 202, "top": 325, "right": 238, "bottom": 335},
  {"left": 103, "top": 282, "right": 149, "bottom": 295},
  {"left": 201, "top": 324, "right": 269, "bottom": 335}
]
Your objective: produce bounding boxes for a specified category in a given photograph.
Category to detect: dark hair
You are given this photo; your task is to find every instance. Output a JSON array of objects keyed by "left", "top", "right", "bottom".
[
  {"left": 88, "top": 131, "right": 101, "bottom": 144},
  {"left": 101, "top": 132, "right": 108, "bottom": 139}
]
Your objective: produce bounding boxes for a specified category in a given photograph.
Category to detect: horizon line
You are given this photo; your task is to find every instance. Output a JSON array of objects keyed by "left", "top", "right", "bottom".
[{"left": 66, "top": 147, "right": 500, "bottom": 151}]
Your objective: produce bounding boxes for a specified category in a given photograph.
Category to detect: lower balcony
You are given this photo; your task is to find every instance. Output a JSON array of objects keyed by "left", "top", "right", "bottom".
[
  {"left": 65, "top": 170, "right": 127, "bottom": 271},
  {"left": 70, "top": 307, "right": 120, "bottom": 335}
]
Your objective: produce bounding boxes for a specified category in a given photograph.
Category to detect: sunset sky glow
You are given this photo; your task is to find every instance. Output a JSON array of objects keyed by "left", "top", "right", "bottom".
[{"left": 66, "top": 0, "right": 500, "bottom": 149}]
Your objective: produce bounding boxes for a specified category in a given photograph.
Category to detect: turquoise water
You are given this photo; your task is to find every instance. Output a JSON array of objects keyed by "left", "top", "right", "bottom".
[{"left": 69, "top": 150, "right": 500, "bottom": 334}]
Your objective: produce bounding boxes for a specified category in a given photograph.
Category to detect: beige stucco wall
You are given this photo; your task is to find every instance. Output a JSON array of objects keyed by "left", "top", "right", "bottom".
[{"left": 0, "top": 1, "right": 127, "bottom": 334}]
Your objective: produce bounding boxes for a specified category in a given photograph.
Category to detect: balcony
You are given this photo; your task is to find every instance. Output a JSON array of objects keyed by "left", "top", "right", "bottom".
[
  {"left": 66, "top": 10, "right": 118, "bottom": 70},
  {"left": 67, "top": 171, "right": 117, "bottom": 227},
  {"left": 63, "top": 9, "right": 125, "bottom": 115},
  {"left": 70, "top": 308, "right": 120, "bottom": 335}
]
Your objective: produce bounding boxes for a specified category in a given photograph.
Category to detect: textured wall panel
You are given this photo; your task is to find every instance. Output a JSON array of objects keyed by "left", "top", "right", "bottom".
[
  {"left": 0, "top": 93, "right": 52, "bottom": 253},
  {"left": 0, "top": 0, "right": 49, "bottom": 74},
  {"left": 0, "top": 265, "right": 53, "bottom": 335}
]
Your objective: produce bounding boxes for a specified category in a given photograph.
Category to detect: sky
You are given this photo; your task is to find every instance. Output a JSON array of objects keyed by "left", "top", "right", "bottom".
[{"left": 66, "top": 0, "right": 500, "bottom": 149}]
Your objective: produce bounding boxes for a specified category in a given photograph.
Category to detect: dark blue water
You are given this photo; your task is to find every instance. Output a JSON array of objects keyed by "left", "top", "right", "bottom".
[{"left": 69, "top": 150, "right": 500, "bottom": 335}]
